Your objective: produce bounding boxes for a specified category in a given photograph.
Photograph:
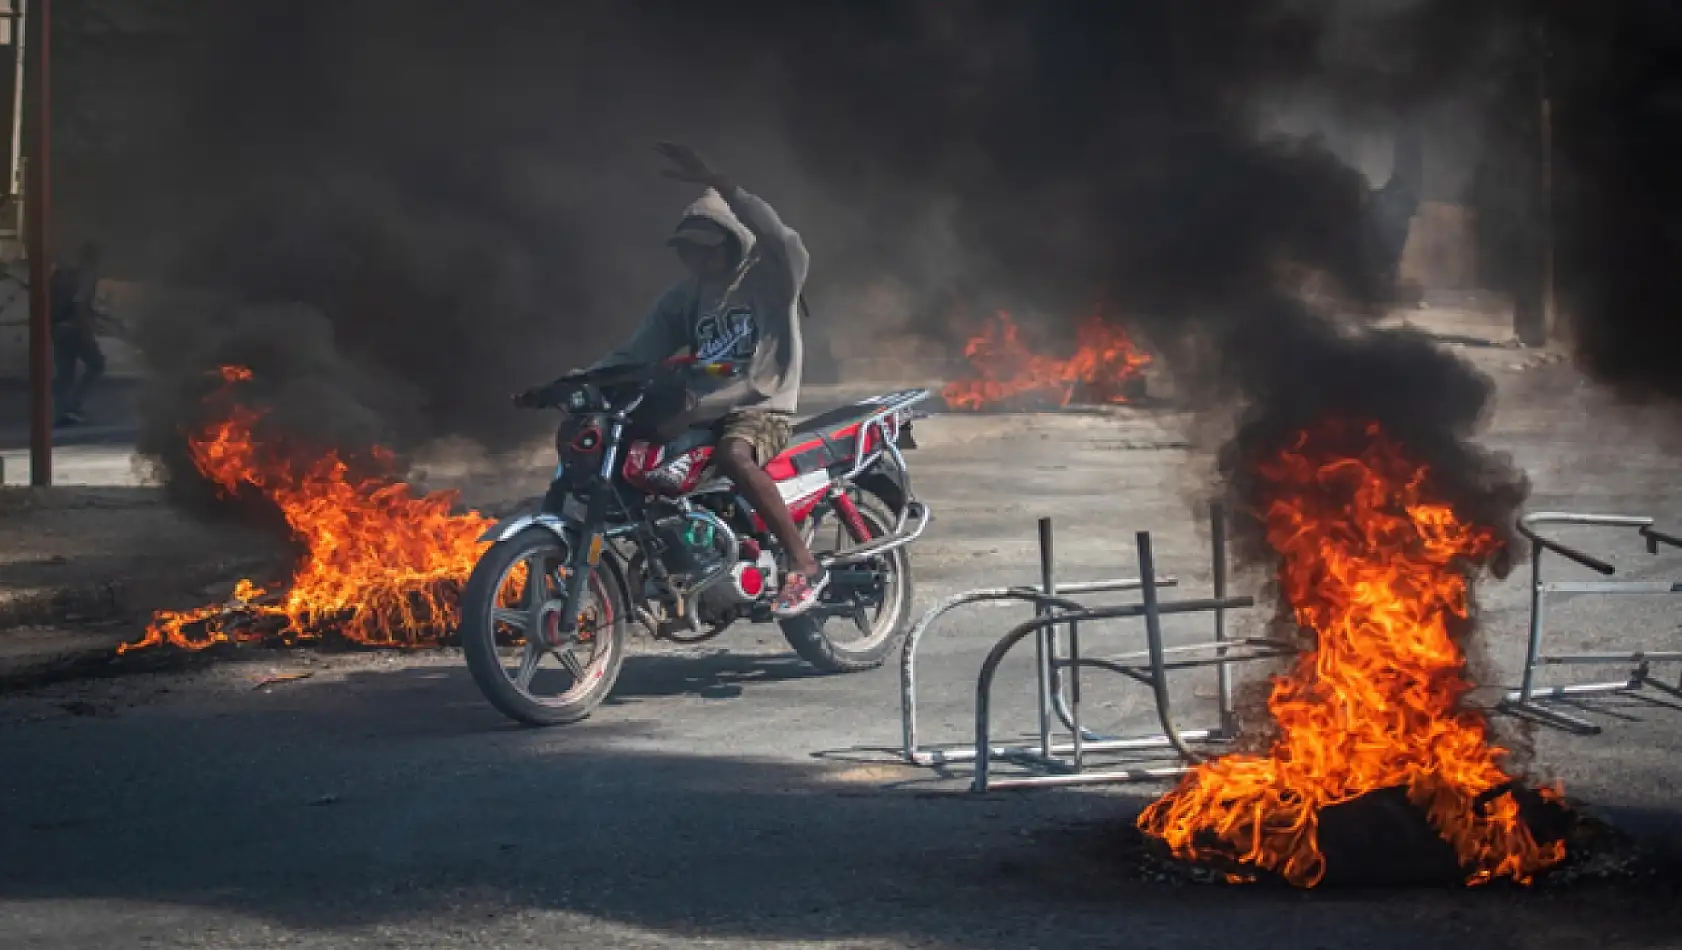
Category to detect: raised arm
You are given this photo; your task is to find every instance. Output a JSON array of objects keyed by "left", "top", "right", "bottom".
[
  {"left": 719, "top": 186, "right": 810, "bottom": 295},
  {"left": 654, "top": 142, "right": 810, "bottom": 297}
]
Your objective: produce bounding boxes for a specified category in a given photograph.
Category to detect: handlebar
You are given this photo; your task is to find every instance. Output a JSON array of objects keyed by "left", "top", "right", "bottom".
[{"left": 514, "top": 358, "right": 740, "bottom": 411}]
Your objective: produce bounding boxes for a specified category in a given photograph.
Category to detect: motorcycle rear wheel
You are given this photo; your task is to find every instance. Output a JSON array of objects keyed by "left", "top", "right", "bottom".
[
  {"left": 460, "top": 527, "right": 627, "bottom": 726},
  {"left": 778, "top": 489, "right": 914, "bottom": 673}
]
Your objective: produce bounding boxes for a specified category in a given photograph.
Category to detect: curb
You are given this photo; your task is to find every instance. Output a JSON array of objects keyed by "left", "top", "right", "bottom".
[
  {"left": 0, "top": 626, "right": 225, "bottom": 693},
  {"left": 0, "top": 553, "right": 276, "bottom": 631},
  {"left": 0, "top": 626, "right": 138, "bottom": 691},
  {"left": 0, "top": 553, "right": 280, "bottom": 692}
]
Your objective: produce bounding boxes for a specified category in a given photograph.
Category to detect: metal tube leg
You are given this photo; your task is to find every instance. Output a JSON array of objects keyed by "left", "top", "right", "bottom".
[
  {"left": 903, "top": 583, "right": 1172, "bottom": 763},
  {"left": 1641, "top": 675, "right": 1682, "bottom": 701},
  {"left": 1503, "top": 699, "right": 1604, "bottom": 737},
  {"left": 1069, "top": 618, "right": 1084, "bottom": 771},
  {"left": 972, "top": 679, "right": 992, "bottom": 793},
  {"left": 1137, "top": 531, "right": 1204, "bottom": 765},
  {"left": 1035, "top": 517, "right": 1057, "bottom": 760},
  {"left": 1520, "top": 545, "right": 1546, "bottom": 702},
  {"left": 1033, "top": 635, "right": 1052, "bottom": 763},
  {"left": 1211, "top": 501, "right": 1235, "bottom": 737},
  {"left": 970, "top": 597, "right": 1262, "bottom": 790},
  {"left": 900, "top": 618, "right": 922, "bottom": 761}
]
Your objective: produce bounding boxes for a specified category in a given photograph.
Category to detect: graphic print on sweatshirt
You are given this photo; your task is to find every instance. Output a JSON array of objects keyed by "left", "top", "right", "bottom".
[{"left": 694, "top": 306, "right": 759, "bottom": 365}]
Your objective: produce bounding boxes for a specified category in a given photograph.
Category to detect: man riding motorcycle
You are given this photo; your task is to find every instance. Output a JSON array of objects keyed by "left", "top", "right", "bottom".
[
  {"left": 578, "top": 142, "right": 827, "bottom": 617},
  {"left": 479, "top": 142, "right": 929, "bottom": 725}
]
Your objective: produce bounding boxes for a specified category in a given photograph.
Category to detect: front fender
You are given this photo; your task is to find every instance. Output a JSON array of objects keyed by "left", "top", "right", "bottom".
[
  {"left": 478, "top": 512, "right": 574, "bottom": 545},
  {"left": 477, "top": 512, "right": 634, "bottom": 618}
]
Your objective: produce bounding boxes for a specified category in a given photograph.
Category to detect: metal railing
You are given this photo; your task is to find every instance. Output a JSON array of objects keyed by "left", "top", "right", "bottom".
[
  {"left": 1499, "top": 511, "right": 1682, "bottom": 735},
  {"left": 899, "top": 503, "right": 1291, "bottom": 791}
]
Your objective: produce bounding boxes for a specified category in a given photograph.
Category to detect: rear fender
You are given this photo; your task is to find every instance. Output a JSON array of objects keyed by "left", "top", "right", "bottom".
[{"left": 855, "top": 467, "right": 909, "bottom": 514}]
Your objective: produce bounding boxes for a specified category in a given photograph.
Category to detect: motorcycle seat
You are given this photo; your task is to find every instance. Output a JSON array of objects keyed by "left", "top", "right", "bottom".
[
  {"left": 640, "top": 391, "right": 924, "bottom": 485},
  {"left": 649, "top": 401, "right": 885, "bottom": 464},
  {"left": 791, "top": 402, "right": 882, "bottom": 438},
  {"left": 766, "top": 392, "right": 922, "bottom": 480}
]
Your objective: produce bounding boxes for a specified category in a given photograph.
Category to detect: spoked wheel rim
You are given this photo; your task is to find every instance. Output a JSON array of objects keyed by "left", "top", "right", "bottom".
[
  {"left": 486, "top": 546, "right": 617, "bottom": 707},
  {"left": 803, "top": 497, "right": 906, "bottom": 651}
]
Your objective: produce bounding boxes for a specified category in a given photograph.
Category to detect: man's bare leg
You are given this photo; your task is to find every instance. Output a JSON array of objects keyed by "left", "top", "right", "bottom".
[{"left": 715, "top": 439, "right": 822, "bottom": 579}]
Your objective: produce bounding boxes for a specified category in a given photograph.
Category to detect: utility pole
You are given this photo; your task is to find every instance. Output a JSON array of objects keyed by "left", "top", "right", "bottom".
[
  {"left": 23, "top": 0, "right": 47, "bottom": 485},
  {"left": 1539, "top": 28, "right": 1555, "bottom": 343},
  {"left": 7, "top": 0, "right": 22, "bottom": 202}
]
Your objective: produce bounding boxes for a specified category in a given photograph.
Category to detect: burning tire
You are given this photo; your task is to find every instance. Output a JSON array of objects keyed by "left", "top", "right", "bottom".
[
  {"left": 779, "top": 489, "right": 915, "bottom": 673},
  {"left": 460, "top": 527, "right": 627, "bottom": 726}
]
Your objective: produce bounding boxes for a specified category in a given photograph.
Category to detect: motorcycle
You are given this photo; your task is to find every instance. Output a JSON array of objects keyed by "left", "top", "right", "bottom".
[{"left": 459, "top": 358, "right": 932, "bottom": 726}]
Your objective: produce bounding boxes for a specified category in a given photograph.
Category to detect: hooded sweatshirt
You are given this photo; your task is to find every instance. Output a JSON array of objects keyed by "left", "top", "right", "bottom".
[{"left": 591, "top": 185, "right": 810, "bottom": 422}]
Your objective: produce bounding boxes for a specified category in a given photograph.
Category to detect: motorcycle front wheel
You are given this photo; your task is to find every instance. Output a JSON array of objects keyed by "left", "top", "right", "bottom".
[{"left": 460, "top": 527, "right": 627, "bottom": 726}]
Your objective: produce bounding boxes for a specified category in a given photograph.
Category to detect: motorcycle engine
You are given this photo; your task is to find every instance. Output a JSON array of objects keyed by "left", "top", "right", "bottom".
[
  {"left": 653, "top": 512, "right": 726, "bottom": 579},
  {"left": 647, "top": 506, "right": 777, "bottom": 624}
]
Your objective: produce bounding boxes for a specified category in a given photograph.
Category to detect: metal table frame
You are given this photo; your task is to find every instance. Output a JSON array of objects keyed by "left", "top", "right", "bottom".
[
  {"left": 1499, "top": 511, "right": 1682, "bottom": 735},
  {"left": 899, "top": 503, "right": 1291, "bottom": 791}
]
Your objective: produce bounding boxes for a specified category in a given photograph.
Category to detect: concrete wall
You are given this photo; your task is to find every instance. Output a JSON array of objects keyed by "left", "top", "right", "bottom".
[{"left": 1399, "top": 202, "right": 1479, "bottom": 291}]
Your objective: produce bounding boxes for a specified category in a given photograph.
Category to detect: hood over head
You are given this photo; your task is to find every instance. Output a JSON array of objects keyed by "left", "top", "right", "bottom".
[{"left": 665, "top": 188, "right": 756, "bottom": 263}]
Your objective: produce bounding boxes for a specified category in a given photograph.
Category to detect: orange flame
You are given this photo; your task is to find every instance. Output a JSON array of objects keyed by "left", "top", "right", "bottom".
[
  {"left": 1137, "top": 419, "right": 1565, "bottom": 887},
  {"left": 119, "top": 366, "right": 496, "bottom": 653},
  {"left": 941, "top": 311, "right": 1151, "bottom": 411}
]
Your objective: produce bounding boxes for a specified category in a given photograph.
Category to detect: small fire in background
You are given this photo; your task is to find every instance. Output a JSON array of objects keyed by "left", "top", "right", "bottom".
[
  {"left": 119, "top": 365, "right": 496, "bottom": 653},
  {"left": 1137, "top": 418, "right": 1566, "bottom": 887},
  {"left": 941, "top": 311, "right": 1151, "bottom": 411}
]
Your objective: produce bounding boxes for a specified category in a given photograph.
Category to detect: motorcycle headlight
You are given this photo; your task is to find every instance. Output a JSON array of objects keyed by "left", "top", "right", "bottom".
[{"left": 555, "top": 415, "right": 606, "bottom": 466}]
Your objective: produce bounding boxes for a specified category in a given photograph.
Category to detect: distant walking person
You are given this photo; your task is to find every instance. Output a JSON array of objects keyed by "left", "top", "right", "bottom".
[{"left": 49, "top": 242, "right": 105, "bottom": 427}]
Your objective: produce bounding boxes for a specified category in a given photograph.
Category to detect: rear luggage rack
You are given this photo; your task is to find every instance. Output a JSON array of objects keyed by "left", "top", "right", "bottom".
[{"left": 816, "top": 389, "right": 933, "bottom": 569}]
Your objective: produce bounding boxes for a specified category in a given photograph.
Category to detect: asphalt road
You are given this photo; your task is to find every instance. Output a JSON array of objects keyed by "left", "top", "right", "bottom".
[{"left": 3, "top": 360, "right": 1682, "bottom": 949}]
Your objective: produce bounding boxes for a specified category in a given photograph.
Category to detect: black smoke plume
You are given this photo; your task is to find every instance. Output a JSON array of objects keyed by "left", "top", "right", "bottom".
[
  {"left": 1543, "top": 1, "right": 1682, "bottom": 408},
  {"left": 54, "top": 0, "right": 1533, "bottom": 523},
  {"left": 753, "top": 2, "right": 1533, "bottom": 536},
  {"left": 59, "top": 1, "right": 874, "bottom": 497}
]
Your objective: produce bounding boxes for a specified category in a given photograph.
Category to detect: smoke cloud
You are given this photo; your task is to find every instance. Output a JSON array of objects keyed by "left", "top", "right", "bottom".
[
  {"left": 1544, "top": 1, "right": 1682, "bottom": 408},
  {"left": 54, "top": 0, "right": 1648, "bottom": 515},
  {"left": 62, "top": 1, "right": 898, "bottom": 490},
  {"left": 745, "top": 1, "right": 1534, "bottom": 537}
]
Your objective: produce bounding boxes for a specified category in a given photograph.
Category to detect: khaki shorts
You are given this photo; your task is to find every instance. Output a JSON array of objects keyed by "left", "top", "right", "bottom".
[{"left": 716, "top": 409, "right": 793, "bottom": 467}]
